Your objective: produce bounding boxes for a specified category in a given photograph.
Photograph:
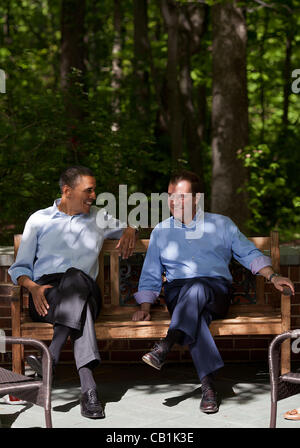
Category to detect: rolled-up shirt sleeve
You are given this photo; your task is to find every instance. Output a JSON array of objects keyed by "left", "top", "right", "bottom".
[
  {"left": 134, "top": 229, "right": 163, "bottom": 305},
  {"left": 250, "top": 254, "right": 272, "bottom": 274},
  {"left": 227, "top": 218, "right": 272, "bottom": 274},
  {"left": 8, "top": 214, "right": 38, "bottom": 285}
]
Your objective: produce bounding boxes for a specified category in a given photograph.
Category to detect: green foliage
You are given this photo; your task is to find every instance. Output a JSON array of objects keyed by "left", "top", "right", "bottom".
[
  {"left": 240, "top": 0, "right": 300, "bottom": 240},
  {"left": 0, "top": 0, "right": 299, "bottom": 244},
  {"left": 237, "top": 143, "right": 300, "bottom": 239}
]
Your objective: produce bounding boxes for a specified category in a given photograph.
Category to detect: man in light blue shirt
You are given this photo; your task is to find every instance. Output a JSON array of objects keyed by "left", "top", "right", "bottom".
[
  {"left": 132, "top": 170, "right": 294, "bottom": 414},
  {"left": 9, "top": 166, "right": 137, "bottom": 419}
]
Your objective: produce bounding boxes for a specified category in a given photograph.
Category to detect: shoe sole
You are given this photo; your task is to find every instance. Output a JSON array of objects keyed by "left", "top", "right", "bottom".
[
  {"left": 80, "top": 410, "right": 105, "bottom": 419},
  {"left": 80, "top": 404, "right": 105, "bottom": 419},
  {"left": 142, "top": 354, "right": 164, "bottom": 370},
  {"left": 200, "top": 406, "right": 219, "bottom": 414}
]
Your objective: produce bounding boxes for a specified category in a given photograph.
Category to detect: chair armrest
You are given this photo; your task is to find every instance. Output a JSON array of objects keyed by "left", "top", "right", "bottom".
[
  {"left": 270, "top": 330, "right": 300, "bottom": 349},
  {"left": 4, "top": 337, "right": 53, "bottom": 388},
  {"left": 269, "top": 330, "right": 300, "bottom": 401},
  {"left": 269, "top": 330, "right": 300, "bottom": 381}
]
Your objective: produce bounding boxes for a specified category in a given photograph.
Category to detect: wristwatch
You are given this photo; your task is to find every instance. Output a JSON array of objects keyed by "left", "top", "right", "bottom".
[{"left": 269, "top": 273, "right": 280, "bottom": 282}]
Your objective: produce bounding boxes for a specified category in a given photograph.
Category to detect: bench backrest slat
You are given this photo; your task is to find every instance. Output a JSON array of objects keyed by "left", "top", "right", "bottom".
[{"left": 13, "top": 231, "right": 280, "bottom": 308}]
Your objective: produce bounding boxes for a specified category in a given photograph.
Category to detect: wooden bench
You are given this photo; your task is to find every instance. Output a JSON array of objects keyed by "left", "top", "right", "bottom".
[{"left": 10, "top": 231, "right": 291, "bottom": 375}]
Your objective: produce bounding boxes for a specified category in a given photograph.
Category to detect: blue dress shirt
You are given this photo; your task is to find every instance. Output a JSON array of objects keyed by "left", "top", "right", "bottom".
[
  {"left": 8, "top": 199, "right": 125, "bottom": 284},
  {"left": 134, "top": 211, "right": 272, "bottom": 304}
]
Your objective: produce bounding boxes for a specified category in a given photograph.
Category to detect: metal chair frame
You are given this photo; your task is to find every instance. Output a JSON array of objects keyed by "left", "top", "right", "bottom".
[
  {"left": 269, "top": 329, "right": 300, "bottom": 428},
  {"left": 0, "top": 336, "right": 53, "bottom": 428}
]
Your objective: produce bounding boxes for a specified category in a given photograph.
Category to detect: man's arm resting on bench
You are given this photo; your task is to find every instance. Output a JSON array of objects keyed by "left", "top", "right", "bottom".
[
  {"left": 132, "top": 302, "right": 151, "bottom": 321},
  {"left": 257, "top": 266, "right": 295, "bottom": 294}
]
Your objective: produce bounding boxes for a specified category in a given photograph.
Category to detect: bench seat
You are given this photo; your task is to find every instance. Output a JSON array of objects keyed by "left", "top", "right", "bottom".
[
  {"left": 9, "top": 231, "right": 292, "bottom": 375},
  {"left": 18, "top": 304, "right": 282, "bottom": 338}
]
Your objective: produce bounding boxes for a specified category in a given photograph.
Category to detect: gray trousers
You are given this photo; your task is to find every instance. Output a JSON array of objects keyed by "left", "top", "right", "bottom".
[{"left": 29, "top": 268, "right": 101, "bottom": 369}]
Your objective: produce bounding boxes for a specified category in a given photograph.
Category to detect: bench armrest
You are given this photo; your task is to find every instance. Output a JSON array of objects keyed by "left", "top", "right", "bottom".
[{"left": 10, "top": 284, "right": 21, "bottom": 302}]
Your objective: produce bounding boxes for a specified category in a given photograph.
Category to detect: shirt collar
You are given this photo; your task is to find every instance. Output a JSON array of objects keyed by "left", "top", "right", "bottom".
[
  {"left": 173, "top": 207, "right": 204, "bottom": 229},
  {"left": 50, "top": 199, "right": 63, "bottom": 218},
  {"left": 50, "top": 198, "right": 91, "bottom": 218}
]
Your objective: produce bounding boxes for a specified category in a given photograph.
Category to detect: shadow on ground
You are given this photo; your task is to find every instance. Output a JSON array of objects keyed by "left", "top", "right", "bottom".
[{"left": 51, "top": 361, "right": 273, "bottom": 412}]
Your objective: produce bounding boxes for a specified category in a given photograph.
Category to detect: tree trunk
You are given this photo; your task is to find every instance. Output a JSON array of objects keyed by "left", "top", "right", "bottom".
[
  {"left": 3, "top": 0, "right": 12, "bottom": 45},
  {"left": 161, "top": 0, "right": 183, "bottom": 167},
  {"left": 60, "top": 0, "right": 86, "bottom": 91},
  {"left": 258, "top": 9, "right": 269, "bottom": 143},
  {"left": 60, "top": 0, "right": 86, "bottom": 162},
  {"left": 133, "top": 0, "right": 150, "bottom": 124},
  {"left": 211, "top": 1, "right": 249, "bottom": 230},
  {"left": 111, "top": 0, "right": 122, "bottom": 132},
  {"left": 178, "top": 3, "right": 207, "bottom": 192},
  {"left": 152, "top": 9, "right": 169, "bottom": 147},
  {"left": 282, "top": 31, "right": 293, "bottom": 131}
]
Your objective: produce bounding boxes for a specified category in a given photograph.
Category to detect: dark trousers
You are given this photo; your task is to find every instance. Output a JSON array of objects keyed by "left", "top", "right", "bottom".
[
  {"left": 164, "top": 276, "right": 230, "bottom": 380},
  {"left": 29, "top": 268, "right": 102, "bottom": 369}
]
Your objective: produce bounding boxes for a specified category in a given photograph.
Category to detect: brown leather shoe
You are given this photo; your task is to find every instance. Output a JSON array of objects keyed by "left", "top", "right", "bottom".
[
  {"left": 200, "top": 387, "right": 219, "bottom": 413},
  {"left": 142, "top": 342, "right": 167, "bottom": 370}
]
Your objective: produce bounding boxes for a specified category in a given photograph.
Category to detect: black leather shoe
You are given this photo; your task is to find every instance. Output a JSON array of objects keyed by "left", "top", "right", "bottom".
[
  {"left": 26, "top": 355, "right": 55, "bottom": 378},
  {"left": 80, "top": 389, "right": 105, "bottom": 419},
  {"left": 200, "top": 387, "right": 219, "bottom": 413},
  {"left": 142, "top": 341, "right": 167, "bottom": 370}
]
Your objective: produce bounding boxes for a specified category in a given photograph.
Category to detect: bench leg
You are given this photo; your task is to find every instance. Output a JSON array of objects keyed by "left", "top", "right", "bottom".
[
  {"left": 11, "top": 293, "right": 24, "bottom": 374},
  {"left": 281, "top": 339, "right": 290, "bottom": 375},
  {"left": 12, "top": 343, "right": 23, "bottom": 374}
]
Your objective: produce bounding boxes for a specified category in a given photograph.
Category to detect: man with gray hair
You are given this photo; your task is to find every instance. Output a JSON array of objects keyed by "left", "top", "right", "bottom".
[
  {"left": 9, "top": 166, "right": 137, "bottom": 419},
  {"left": 132, "top": 170, "right": 294, "bottom": 414}
]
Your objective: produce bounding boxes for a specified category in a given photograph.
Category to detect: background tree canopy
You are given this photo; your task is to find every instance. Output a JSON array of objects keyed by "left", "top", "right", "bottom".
[{"left": 0, "top": 0, "right": 299, "bottom": 244}]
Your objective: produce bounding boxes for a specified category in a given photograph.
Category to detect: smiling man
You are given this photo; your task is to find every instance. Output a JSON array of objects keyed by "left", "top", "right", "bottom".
[
  {"left": 132, "top": 170, "right": 294, "bottom": 414},
  {"left": 9, "top": 166, "right": 137, "bottom": 419}
]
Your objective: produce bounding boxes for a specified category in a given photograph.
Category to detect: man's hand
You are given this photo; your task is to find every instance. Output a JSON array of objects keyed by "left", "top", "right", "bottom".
[
  {"left": 115, "top": 227, "right": 137, "bottom": 259},
  {"left": 258, "top": 267, "right": 295, "bottom": 295},
  {"left": 132, "top": 310, "right": 151, "bottom": 321},
  {"left": 271, "top": 276, "right": 295, "bottom": 295},
  {"left": 132, "top": 303, "right": 151, "bottom": 321},
  {"left": 30, "top": 284, "right": 53, "bottom": 317},
  {"left": 17, "top": 275, "right": 53, "bottom": 317}
]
